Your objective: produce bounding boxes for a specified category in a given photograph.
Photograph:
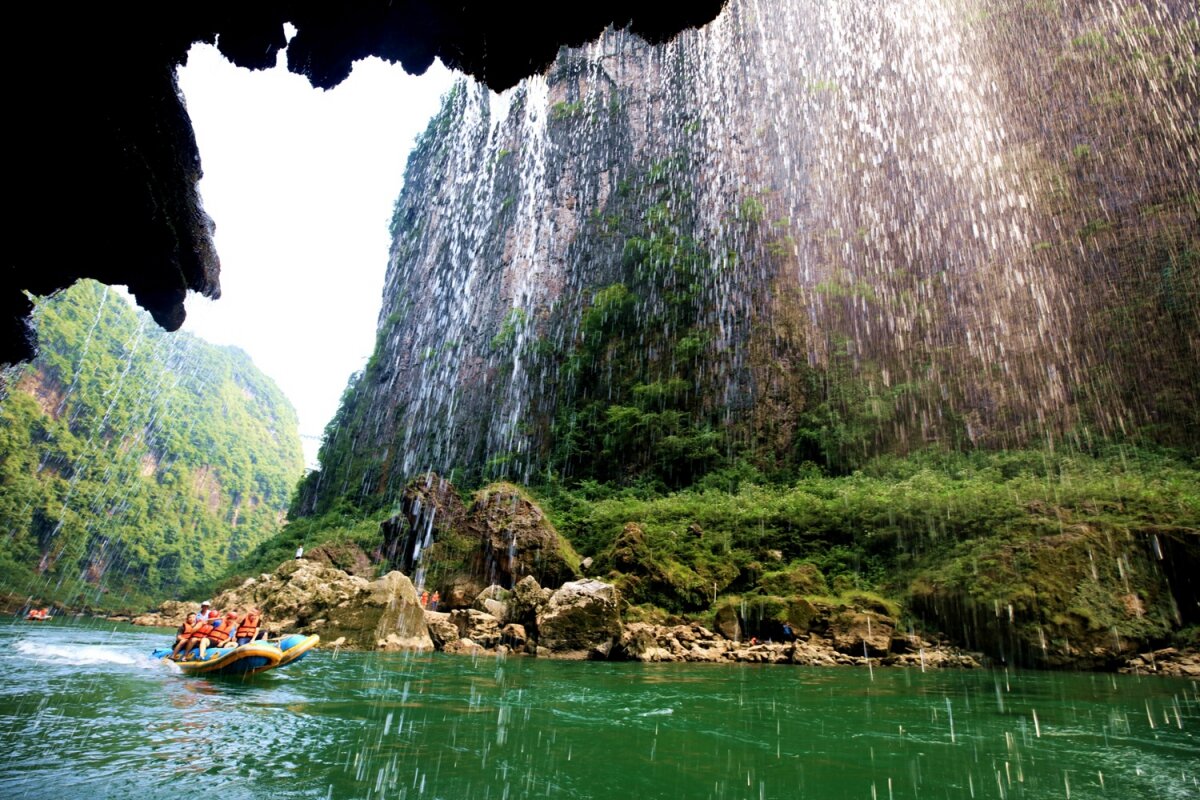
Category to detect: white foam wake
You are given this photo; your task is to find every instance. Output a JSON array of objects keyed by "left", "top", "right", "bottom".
[{"left": 14, "top": 639, "right": 143, "bottom": 667}]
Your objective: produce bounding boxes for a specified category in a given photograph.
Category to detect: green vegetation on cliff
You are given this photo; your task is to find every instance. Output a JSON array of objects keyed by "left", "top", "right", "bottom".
[
  {"left": 531, "top": 446, "right": 1199, "bottom": 664},
  {"left": 0, "top": 281, "right": 304, "bottom": 609}
]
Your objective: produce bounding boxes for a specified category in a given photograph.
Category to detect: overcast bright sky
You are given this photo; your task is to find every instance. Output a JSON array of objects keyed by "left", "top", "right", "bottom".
[{"left": 175, "top": 43, "right": 456, "bottom": 467}]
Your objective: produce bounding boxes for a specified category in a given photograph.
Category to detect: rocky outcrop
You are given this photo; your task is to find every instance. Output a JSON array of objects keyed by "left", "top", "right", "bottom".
[
  {"left": 134, "top": 558, "right": 432, "bottom": 651},
  {"left": 306, "top": 541, "right": 374, "bottom": 578},
  {"left": 473, "top": 585, "right": 511, "bottom": 620},
  {"left": 909, "top": 526, "right": 1180, "bottom": 668},
  {"left": 828, "top": 611, "right": 895, "bottom": 657},
  {"left": 468, "top": 484, "right": 581, "bottom": 590},
  {"left": 536, "top": 580, "right": 623, "bottom": 659},
  {"left": 380, "top": 475, "right": 469, "bottom": 575},
  {"left": 375, "top": 479, "right": 582, "bottom": 610}
]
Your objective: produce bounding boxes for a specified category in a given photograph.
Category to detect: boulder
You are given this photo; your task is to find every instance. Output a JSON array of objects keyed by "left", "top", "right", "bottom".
[
  {"left": 620, "top": 623, "right": 677, "bottom": 662},
  {"left": 468, "top": 483, "right": 580, "bottom": 589},
  {"left": 500, "top": 623, "right": 529, "bottom": 650},
  {"left": 507, "top": 575, "right": 551, "bottom": 628},
  {"left": 712, "top": 603, "right": 742, "bottom": 641},
  {"left": 536, "top": 579, "right": 622, "bottom": 659},
  {"left": 473, "top": 585, "right": 511, "bottom": 620},
  {"left": 424, "top": 610, "right": 460, "bottom": 649},
  {"left": 449, "top": 608, "right": 503, "bottom": 649},
  {"left": 829, "top": 611, "right": 895, "bottom": 656},
  {"left": 201, "top": 558, "right": 433, "bottom": 650}
]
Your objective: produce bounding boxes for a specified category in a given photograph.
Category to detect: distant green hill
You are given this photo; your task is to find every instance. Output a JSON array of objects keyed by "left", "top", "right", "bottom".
[{"left": 0, "top": 280, "right": 304, "bottom": 609}]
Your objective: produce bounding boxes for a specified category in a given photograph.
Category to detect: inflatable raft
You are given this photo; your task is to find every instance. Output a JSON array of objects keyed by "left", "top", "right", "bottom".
[{"left": 153, "top": 634, "right": 319, "bottom": 677}]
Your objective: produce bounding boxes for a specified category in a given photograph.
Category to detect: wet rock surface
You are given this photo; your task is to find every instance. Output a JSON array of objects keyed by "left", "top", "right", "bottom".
[{"left": 5, "top": 5, "right": 725, "bottom": 366}]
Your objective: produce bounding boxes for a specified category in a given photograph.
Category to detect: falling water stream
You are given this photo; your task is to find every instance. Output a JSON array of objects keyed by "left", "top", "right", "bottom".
[
  {"left": 3, "top": 1, "right": 1198, "bottom": 798},
  {"left": 2, "top": 621, "right": 1197, "bottom": 799},
  {"left": 306, "top": 0, "right": 1197, "bottom": 509}
]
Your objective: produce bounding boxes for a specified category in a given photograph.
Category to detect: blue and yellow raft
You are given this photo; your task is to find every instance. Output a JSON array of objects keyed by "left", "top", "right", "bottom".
[{"left": 152, "top": 633, "right": 319, "bottom": 677}]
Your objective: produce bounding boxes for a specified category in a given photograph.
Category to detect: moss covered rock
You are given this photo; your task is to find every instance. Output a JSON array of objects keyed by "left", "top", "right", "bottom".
[
  {"left": 909, "top": 524, "right": 1180, "bottom": 667},
  {"left": 468, "top": 483, "right": 582, "bottom": 589}
]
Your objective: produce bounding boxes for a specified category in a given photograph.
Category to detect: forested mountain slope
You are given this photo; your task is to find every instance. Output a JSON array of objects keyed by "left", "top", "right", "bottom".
[{"left": 0, "top": 280, "right": 304, "bottom": 609}]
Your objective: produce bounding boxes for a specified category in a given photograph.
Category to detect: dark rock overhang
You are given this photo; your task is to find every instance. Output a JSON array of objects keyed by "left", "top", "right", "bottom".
[{"left": 2, "top": 1, "right": 727, "bottom": 366}]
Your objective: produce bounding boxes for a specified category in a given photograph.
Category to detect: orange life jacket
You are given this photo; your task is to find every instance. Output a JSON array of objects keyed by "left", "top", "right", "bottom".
[
  {"left": 178, "top": 620, "right": 202, "bottom": 637},
  {"left": 237, "top": 612, "right": 260, "bottom": 640},
  {"left": 206, "top": 621, "right": 232, "bottom": 644}
]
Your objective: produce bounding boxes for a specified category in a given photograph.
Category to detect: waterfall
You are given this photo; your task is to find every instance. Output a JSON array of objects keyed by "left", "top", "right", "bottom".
[{"left": 302, "top": 0, "right": 1198, "bottom": 512}]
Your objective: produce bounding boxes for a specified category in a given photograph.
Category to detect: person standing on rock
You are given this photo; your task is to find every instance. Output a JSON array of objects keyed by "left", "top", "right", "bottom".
[
  {"left": 430, "top": 591, "right": 440, "bottom": 611},
  {"left": 420, "top": 591, "right": 429, "bottom": 608},
  {"left": 295, "top": 545, "right": 304, "bottom": 559}
]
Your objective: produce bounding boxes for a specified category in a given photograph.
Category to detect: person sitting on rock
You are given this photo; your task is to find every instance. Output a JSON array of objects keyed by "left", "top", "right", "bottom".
[
  {"left": 170, "top": 613, "right": 202, "bottom": 660},
  {"left": 235, "top": 608, "right": 265, "bottom": 645},
  {"left": 196, "top": 611, "right": 238, "bottom": 660}
]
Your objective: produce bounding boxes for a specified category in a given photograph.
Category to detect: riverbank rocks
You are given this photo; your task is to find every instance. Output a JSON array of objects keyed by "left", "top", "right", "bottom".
[
  {"left": 536, "top": 580, "right": 622, "bottom": 659},
  {"left": 449, "top": 608, "right": 503, "bottom": 649},
  {"left": 129, "top": 599, "right": 197, "bottom": 628},
  {"left": 1120, "top": 647, "right": 1200, "bottom": 677},
  {"left": 508, "top": 575, "right": 552, "bottom": 628},
  {"left": 133, "top": 558, "right": 433, "bottom": 651},
  {"left": 473, "top": 584, "right": 510, "bottom": 619},
  {"left": 612, "top": 622, "right": 980, "bottom": 668}
]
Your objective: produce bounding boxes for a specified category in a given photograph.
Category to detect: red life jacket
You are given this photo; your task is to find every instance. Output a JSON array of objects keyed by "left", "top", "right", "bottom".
[{"left": 238, "top": 612, "right": 260, "bottom": 640}]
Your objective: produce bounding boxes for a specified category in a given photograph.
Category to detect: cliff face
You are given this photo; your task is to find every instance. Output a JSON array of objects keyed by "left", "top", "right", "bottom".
[{"left": 302, "top": 0, "right": 1198, "bottom": 512}]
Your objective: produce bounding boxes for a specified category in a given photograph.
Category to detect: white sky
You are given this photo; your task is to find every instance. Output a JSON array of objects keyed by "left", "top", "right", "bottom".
[{"left": 175, "top": 43, "right": 456, "bottom": 468}]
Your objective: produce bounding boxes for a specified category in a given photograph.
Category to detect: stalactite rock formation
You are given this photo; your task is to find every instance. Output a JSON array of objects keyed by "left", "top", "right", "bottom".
[{"left": 2, "top": 2, "right": 727, "bottom": 365}]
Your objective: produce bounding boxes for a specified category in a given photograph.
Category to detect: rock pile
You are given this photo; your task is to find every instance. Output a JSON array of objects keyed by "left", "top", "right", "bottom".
[{"left": 130, "top": 558, "right": 432, "bottom": 651}]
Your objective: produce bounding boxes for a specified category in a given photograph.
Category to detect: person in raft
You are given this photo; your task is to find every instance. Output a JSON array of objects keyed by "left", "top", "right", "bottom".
[
  {"left": 191, "top": 611, "right": 238, "bottom": 660},
  {"left": 170, "top": 613, "right": 202, "bottom": 659},
  {"left": 195, "top": 600, "right": 216, "bottom": 624},
  {"left": 235, "top": 608, "right": 266, "bottom": 645}
]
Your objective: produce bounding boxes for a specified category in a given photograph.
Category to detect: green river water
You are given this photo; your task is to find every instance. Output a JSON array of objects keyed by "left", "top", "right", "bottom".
[{"left": 0, "top": 620, "right": 1195, "bottom": 799}]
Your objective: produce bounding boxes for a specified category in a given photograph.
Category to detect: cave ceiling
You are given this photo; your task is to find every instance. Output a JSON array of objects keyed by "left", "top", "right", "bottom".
[{"left": 2, "top": 1, "right": 726, "bottom": 365}]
